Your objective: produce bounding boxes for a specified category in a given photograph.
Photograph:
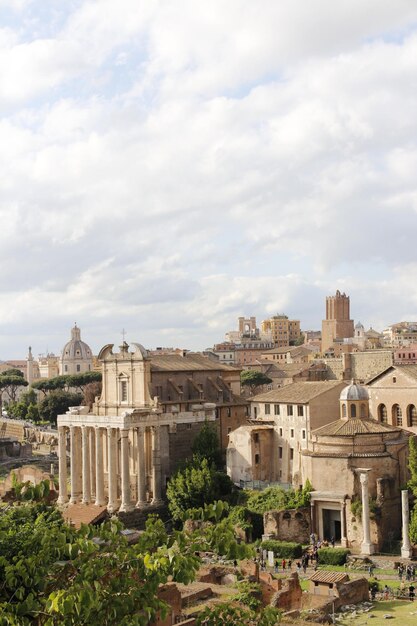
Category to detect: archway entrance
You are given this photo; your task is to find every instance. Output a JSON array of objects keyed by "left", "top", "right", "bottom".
[{"left": 322, "top": 508, "right": 341, "bottom": 541}]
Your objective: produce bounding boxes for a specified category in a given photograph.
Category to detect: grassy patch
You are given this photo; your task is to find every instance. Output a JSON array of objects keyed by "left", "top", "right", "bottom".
[{"left": 338, "top": 599, "right": 417, "bottom": 625}]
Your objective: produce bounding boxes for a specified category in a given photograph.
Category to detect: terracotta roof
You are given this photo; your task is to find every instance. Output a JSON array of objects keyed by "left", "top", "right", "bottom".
[
  {"left": 309, "top": 571, "right": 349, "bottom": 584},
  {"left": 251, "top": 381, "right": 345, "bottom": 403},
  {"left": 312, "top": 417, "right": 402, "bottom": 437},
  {"left": 262, "top": 346, "right": 310, "bottom": 355},
  {"left": 150, "top": 354, "right": 240, "bottom": 372},
  {"left": 62, "top": 504, "right": 108, "bottom": 529}
]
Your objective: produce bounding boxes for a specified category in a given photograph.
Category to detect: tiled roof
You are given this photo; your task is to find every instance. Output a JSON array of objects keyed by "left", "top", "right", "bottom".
[
  {"left": 309, "top": 571, "right": 349, "bottom": 584},
  {"left": 262, "top": 346, "right": 311, "bottom": 355},
  {"left": 150, "top": 354, "right": 240, "bottom": 372},
  {"left": 366, "top": 364, "right": 417, "bottom": 385},
  {"left": 251, "top": 381, "right": 344, "bottom": 403},
  {"left": 312, "top": 417, "right": 401, "bottom": 437}
]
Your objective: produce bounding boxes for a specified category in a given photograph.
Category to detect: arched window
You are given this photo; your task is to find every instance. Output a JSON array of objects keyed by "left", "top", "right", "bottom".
[
  {"left": 255, "top": 453, "right": 260, "bottom": 465},
  {"left": 350, "top": 404, "right": 357, "bottom": 418},
  {"left": 360, "top": 403, "right": 366, "bottom": 418},
  {"left": 407, "top": 404, "right": 417, "bottom": 427},
  {"left": 392, "top": 404, "right": 402, "bottom": 427},
  {"left": 378, "top": 404, "right": 387, "bottom": 423},
  {"left": 342, "top": 403, "right": 347, "bottom": 418}
]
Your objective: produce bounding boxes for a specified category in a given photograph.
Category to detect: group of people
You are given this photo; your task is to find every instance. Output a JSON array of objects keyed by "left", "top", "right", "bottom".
[{"left": 397, "top": 563, "right": 416, "bottom": 581}]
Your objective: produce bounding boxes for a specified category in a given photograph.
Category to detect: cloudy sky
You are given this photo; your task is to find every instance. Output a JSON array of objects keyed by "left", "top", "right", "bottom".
[{"left": 1, "top": 0, "right": 417, "bottom": 358}]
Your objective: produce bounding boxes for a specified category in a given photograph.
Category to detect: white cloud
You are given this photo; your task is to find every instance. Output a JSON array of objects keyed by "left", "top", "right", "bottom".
[{"left": 1, "top": 1, "right": 417, "bottom": 356}]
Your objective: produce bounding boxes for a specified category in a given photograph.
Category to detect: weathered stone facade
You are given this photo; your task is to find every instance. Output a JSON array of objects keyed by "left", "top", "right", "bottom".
[
  {"left": 320, "top": 351, "right": 394, "bottom": 382},
  {"left": 263, "top": 507, "right": 310, "bottom": 544},
  {"left": 302, "top": 383, "right": 411, "bottom": 552}
]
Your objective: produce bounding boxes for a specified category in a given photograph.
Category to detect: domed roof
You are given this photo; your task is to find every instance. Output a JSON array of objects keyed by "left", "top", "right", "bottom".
[
  {"left": 62, "top": 324, "right": 92, "bottom": 361},
  {"left": 355, "top": 321, "right": 364, "bottom": 329},
  {"left": 340, "top": 380, "right": 369, "bottom": 401}
]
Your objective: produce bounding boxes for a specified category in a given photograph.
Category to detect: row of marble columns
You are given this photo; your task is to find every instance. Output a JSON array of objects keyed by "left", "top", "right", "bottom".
[{"left": 58, "top": 424, "right": 163, "bottom": 512}]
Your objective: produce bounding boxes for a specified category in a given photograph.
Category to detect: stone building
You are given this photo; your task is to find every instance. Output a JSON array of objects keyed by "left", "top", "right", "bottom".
[
  {"left": 321, "top": 290, "right": 354, "bottom": 353},
  {"left": 227, "top": 381, "right": 346, "bottom": 486},
  {"left": 301, "top": 382, "right": 410, "bottom": 553},
  {"left": 366, "top": 364, "right": 417, "bottom": 433},
  {"left": 260, "top": 345, "right": 314, "bottom": 365},
  {"left": 60, "top": 324, "right": 93, "bottom": 375},
  {"left": 383, "top": 321, "right": 417, "bottom": 348},
  {"left": 319, "top": 350, "right": 394, "bottom": 382},
  {"left": 260, "top": 316, "right": 301, "bottom": 347},
  {"left": 57, "top": 342, "right": 248, "bottom": 514}
]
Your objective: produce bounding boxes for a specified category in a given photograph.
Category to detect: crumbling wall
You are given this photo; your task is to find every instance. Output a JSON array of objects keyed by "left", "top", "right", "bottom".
[
  {"left": 269, "top": 573, "right": 302, "bottom": 610},
  {"left": 263, "top": 507, "right": 310, "bottom": 543}
]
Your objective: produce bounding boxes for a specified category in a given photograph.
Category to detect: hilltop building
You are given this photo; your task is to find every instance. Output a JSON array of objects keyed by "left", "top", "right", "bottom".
[
  {"left": 321, "top": 291, "right": 354, "bottom": 353},
  {"left": 260, "top": 315, "right": 301, "bottom": 347},
  {"left": 60, "top": 324, "right": 93, "bottom": 375}
]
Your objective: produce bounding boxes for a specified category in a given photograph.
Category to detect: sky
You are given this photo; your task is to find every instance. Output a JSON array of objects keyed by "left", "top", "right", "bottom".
[{"left": 2, "top": 0, "right": 417, "bottom": 358}]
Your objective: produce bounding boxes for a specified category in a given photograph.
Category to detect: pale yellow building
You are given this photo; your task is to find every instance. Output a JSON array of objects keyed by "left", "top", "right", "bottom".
[
  {"left": 227, "top": 381, "right": 346, "bottom": 487},
  {"left": 260, "top": 316, "right": 301, "bottom": 347}
]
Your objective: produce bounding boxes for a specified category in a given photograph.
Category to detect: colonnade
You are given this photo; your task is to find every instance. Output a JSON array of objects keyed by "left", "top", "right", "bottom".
[{"left": 57, "top": 424, "right": 163, "bottom": 512}]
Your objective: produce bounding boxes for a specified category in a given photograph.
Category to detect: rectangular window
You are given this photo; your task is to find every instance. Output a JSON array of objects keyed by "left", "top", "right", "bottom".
[
  {"left": 278, "top": 447, "right": 283, "bottom": 459},
  {"left": 274, "top": 404, "right": 280, "bottom": 415},
  {"left": 297, "top": 405, "right": 304, "bottom": 416},
  {"left": 121, "top": 381, "right": 128, "bottom": 402},
  {"left": 279, "top": 427, "right": 283, "bottom": 436},
  {"left": 265, "top": 403, "right": 270, "bottom": 415},
  {"left": 287, "top": 405, "right": 293, "bottom": 416},
  {"left": 76, "top": 364, "right": 81, "bottom": 372},
  {"left": 290, "top": 448, "right": 294, "bottom": 461},
  {"left": 290, "top": 429, "right": 294, "bottom": 438},
  {"left": 302, "top": 430, "right": 306, "bottom": 439}
]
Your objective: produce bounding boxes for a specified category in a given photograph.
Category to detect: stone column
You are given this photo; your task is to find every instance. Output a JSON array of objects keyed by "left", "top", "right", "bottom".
[
  {"left": 120, "top": 428, "right": 134, "bottom": 512},
  {"left": 95, "top": 427, "right": 105, "bottom": 506},
  {"left": 340, "top": 500, "right": 348, "bottom": 548},
  {"left": 358, "top": 469, "right": 375, "bottom": 555},
  {"left": 89, "top": 427, "right": 96, "bottom": 499},
  {"left": 70, "top": 426, "right": 82, "bottom": 504},
  {"left": 57, "top": 426, "right": 68, "bottom": 505},
  {"left": 107, "top": 427, "right": 118, "bottom": 513},
  {"left": 81, "top": 426, "right": 91, "bottom": 504},
  {"left": 401, "top": 490, "right": 413, "bottom": 558},
  {"left": 136, "top": 426, "right": 147, "bottom": 508},
  {"left": 151, "top": 425, "right": 163, "bottom": 506}
]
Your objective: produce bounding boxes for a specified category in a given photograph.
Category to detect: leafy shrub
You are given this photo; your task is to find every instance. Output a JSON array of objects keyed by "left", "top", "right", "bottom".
[
  {"left": 245, "top": 480, "right": 312, "bottom": 515},
  {"left": 317, "top": 547, "right": 350, "bottom": 565},
  {"left": 260, "top": 540, "right": 303, "bottom": 558},
  {"left": 228, "top": 506, "right": 263, "bottom": 539}
]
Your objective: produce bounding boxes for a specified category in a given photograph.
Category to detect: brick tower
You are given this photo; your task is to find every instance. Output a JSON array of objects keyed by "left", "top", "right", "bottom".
[{"left": 321, "top": 290, "right": 354, "bottom": 352}]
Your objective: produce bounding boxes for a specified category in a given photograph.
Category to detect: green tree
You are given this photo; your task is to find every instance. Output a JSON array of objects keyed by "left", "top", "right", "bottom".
[
  {"left": 0, "top": 501, "right": 255, "bottom": 625},
  {"left": 192, "top": 420, "right": 222, "bottom": 468},
  {"left": 8, "top": 389, "right": 38, "bottom": 420},
  {"left": 0, "top": 368, "right": 28, "bottom": 406},
  {"left": 31, "top": 376, "right": 67, "bottom": 396},
  {"left": 38, "top": 390, "right": 83, "bottom": 425},
  {"left": 166, "top": 457, "right": 235, "bottom": 522},
  {"left": 240, "top": 370, "right": 272, "bottom": 394},
  {"left": 408, "top": 437, "right": 417, "bottom": 543},
  {"left": 65, "top": 371, "right": 102, "bottom": 393}
]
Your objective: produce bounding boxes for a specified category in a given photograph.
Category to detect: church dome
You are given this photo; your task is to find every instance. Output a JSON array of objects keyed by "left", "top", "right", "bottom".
[
  {"left": 340, "top": 381, "right": 369, "bottom": 401},
  {"left": 355, "top": 321, "right": 364, "bottom": 330},
  {"left": 60, "top": 325, "right": 94, "bottom": 375},
  {"left": 62, "top": 324, "right": 92, "bottom": 360}
]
